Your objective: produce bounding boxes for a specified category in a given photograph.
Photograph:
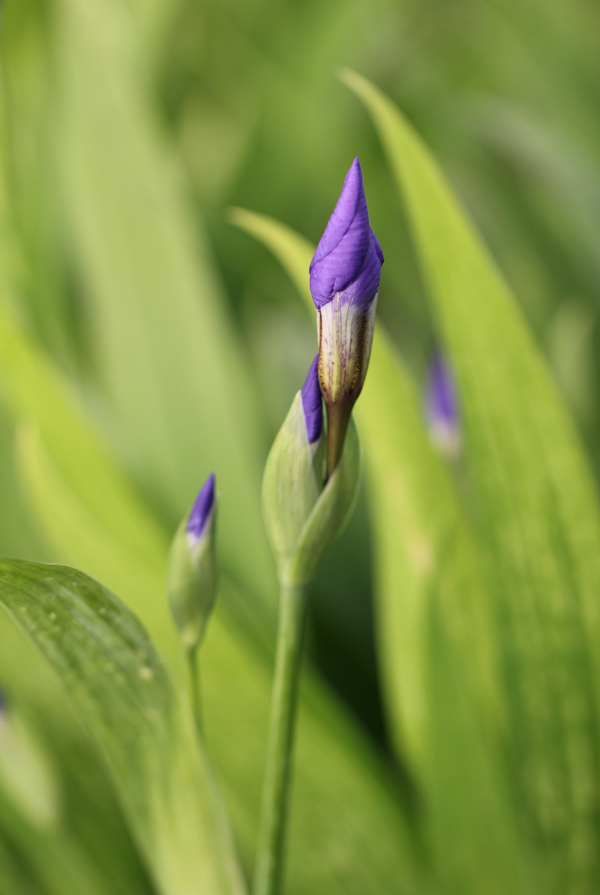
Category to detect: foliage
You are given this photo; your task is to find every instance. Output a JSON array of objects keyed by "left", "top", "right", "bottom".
[{"left": 1, "top": 1, "right": 600, "bottom": 893}]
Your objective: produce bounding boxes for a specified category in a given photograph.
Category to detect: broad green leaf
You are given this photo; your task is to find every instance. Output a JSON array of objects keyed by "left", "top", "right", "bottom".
[
  {"left": 0, "top": 559, "right": 245, "bottom": 895},
  {"left": 227, "top": 209, "right": 530, "bottom": 893},
  {"left": 343, "top": 69, "right": 600, "bottom": 892},
  {"left": 3, "top": 304, "right": 424, "bottom": 894},
  {"left": 55, "top": 0, "right": 275, "bottom": 607},
  {"left": 0, "top": 615, "right": 156, "bottom": 895}
]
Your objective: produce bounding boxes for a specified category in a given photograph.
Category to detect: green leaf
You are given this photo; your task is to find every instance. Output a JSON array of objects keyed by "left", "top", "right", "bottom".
[
  {"left": 55, "top": 0, "right": 276, "bottom": 607},
  {"left": 0, "top": 559, "right": 245, "bottom": 895},
  {"left": 343, "top": 68, "right": 600, "bottom": 891},
  {"left": 0, "top": 616, "right": 156, "bottom": 895},
  {"left": 0, "top": 769, "right": 145, "bottom": 895}
]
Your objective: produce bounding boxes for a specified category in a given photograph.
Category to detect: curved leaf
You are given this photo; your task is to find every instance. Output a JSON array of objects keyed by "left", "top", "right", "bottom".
[
  {"left": 343, "top": 68, "right": 600, "bottom": 892},
  {"left": 0, "top": 559, "right": 245, "bottom": 895}
]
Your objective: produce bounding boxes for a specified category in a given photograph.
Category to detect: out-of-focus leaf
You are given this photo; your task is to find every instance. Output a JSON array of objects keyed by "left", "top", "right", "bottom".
[
  {"left": 0, "top": 305, "right": 178, "bottom": 654},
  {"left": 3, "top": 305, "right": 424, "bottom": 895},
  {"left": 227, "top": 210, "right": 315, "bottom": 306},
  {"left": 0, "top": 559, "right": 245, "bottom": 895},
  {"left": 344, "top": 69, "right": 600, "bottom": 892},
  {"left": 0, "top": 766, "right": 141, "bottom": 895},
  {"left": 0, "top": 614, "right": 156, "bottom": 895},
  {"left": 55, "top": 0, "right": 275, "bottom": 607},
  {"left": 0, "top": 2, "right": 74, "bottom": 363},
  {"left": 228, "top": 209, "right": 530, "bottom": 893},
  {"left": 0, "top": 707, "right": 59, "bottom": 829}
]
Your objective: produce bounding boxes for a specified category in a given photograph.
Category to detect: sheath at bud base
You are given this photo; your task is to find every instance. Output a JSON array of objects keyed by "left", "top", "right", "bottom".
[
  {"left": 262, "top": 391, "right": 362, "bottom": 588},
  {"left": 317, "top": 292, "right": 378, "bottom": 474}
]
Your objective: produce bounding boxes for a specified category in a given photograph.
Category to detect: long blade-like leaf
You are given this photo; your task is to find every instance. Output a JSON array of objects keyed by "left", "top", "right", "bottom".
[
  {"left": 343, "top": 68, "right": 600, "bottom": 892},
  {"left": 55, "top": 0, "right": 275, "bottom": 607}
]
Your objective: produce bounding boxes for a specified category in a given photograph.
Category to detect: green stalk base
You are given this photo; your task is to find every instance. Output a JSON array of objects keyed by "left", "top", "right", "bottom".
[{"left": 253, "top": 583, "right": 308, "bottom": 895}]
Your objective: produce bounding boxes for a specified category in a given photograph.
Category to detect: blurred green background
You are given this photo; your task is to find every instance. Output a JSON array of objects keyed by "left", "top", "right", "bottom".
[
  {"left": 2, "top": 0, "right": 600, "bottom": 893},
  {"left": 3, "top": 0, "right": 600, "bottom": 740}
]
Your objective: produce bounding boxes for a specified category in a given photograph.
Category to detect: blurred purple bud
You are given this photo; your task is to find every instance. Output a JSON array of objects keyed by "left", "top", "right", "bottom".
[
  {"left": 187, "top": 473, "right": 216, "bottom": 545},
  {"left": 425, "top": 353, "right": 461, "bottom": 459},
  {"left": 301, "top": 355, "right": 323, "bottom": 444}
]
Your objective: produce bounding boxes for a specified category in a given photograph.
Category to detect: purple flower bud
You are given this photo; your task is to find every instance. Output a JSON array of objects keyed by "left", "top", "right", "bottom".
[
  {"left": 301, "top": 355, "right": 323, "bottom": 444},
  {"left": 425, "top": 353, "right": 461, "bottom": 460},
  {"left": 309, "top": 158, "right": 383, "bottom": 476},
  {"left": 310, "top": 158, "right": 383, "bottom": 312},
  {"left": 187, "top": 472, "right": 216, "bottom": 546},
  {"left": 169, "top": 473, "right": 219, "bottom": 649}
]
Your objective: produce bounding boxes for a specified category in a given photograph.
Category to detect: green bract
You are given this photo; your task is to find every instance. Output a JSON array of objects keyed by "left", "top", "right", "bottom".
[
  {"left": 262, "top": 393, "right": 362, "bottom": 587},
  {"left": 167, "top": 513, "right": 218, "bottom": 651}
]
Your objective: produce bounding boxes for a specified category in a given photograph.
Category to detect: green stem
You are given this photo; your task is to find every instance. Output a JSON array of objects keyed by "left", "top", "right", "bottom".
[
  {"left": 325, "top": 402, "right": 352, "bottom": 481},
  {"left": 186, "top": 646, "right": 202, "bottom": 738},
  {"left": 253, "top": 583, "right": 308, "bottom": 895}
]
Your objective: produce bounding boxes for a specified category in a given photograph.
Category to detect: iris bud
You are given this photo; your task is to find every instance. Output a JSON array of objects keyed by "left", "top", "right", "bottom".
[
  {"left": 167, "top": 473, "right": 218, "bottom": 650},
  {"left": 310, "top": 157, "right": 383, "bottom": 477},
  {"left": 263, "top": 358, "right": 361, "bottom": 587},
  {"left": 425, "top": 352, "right": 461, "bottom": 461}
]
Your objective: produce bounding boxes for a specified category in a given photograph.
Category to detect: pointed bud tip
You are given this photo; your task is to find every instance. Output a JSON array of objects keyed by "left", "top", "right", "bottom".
[
  {"left": 309, "top": 158, "right": 383, "bottom": 310},
  {"left": 187, "top": 473, "right": 216, "bottom": 542},
  {"left": 301, "top": 355, "right": 323, "bottom": 444}
]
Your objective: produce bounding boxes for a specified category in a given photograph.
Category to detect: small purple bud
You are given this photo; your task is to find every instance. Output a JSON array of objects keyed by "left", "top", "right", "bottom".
[
  {"left": 301, "top": 355, "right": 323, "bottom": 444},
  {"left": 168, "top": 473, "right": 219, "bottom": 649},
  {"left": 309, "top": 158, "right": 383, "bottom": 477},
  {"left": 425, "top": 353, "right": 461, "bottom": 460},
  {"left": 187, "top": 473, "right": 216, "bottom": 545}
]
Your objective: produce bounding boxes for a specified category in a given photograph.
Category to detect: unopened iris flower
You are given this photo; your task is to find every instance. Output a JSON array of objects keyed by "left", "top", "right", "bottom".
[{"left": 309, "top": 157, "right": 383, "bottom": 475}]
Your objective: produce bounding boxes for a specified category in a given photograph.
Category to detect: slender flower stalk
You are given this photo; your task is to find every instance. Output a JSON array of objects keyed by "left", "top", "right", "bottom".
[
  {"left": 257, "top": 164, "right": 375, "bottom": 894},
  {"left": 255, "top": 360, "right": 325, "bottom": 895},
  {"left": 166, "top": 472, "right": 218, "bottom": 736},
  {"left": 253, "top": 582, "right": 308, "bottom": 895},
  {"left": 310, "top": 157, "right": 383, "bottom": 477}
]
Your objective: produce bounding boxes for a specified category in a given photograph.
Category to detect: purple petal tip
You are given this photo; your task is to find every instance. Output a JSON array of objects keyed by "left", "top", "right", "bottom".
[
  {"left": 309, "top": 158, "right": 383, "bottom": 311},
  {"left": 301, "top": 355, "right": 323, "bottom": 444},
  {"left": 187, "top": 473, "right": 216, "bottom": 542}
]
